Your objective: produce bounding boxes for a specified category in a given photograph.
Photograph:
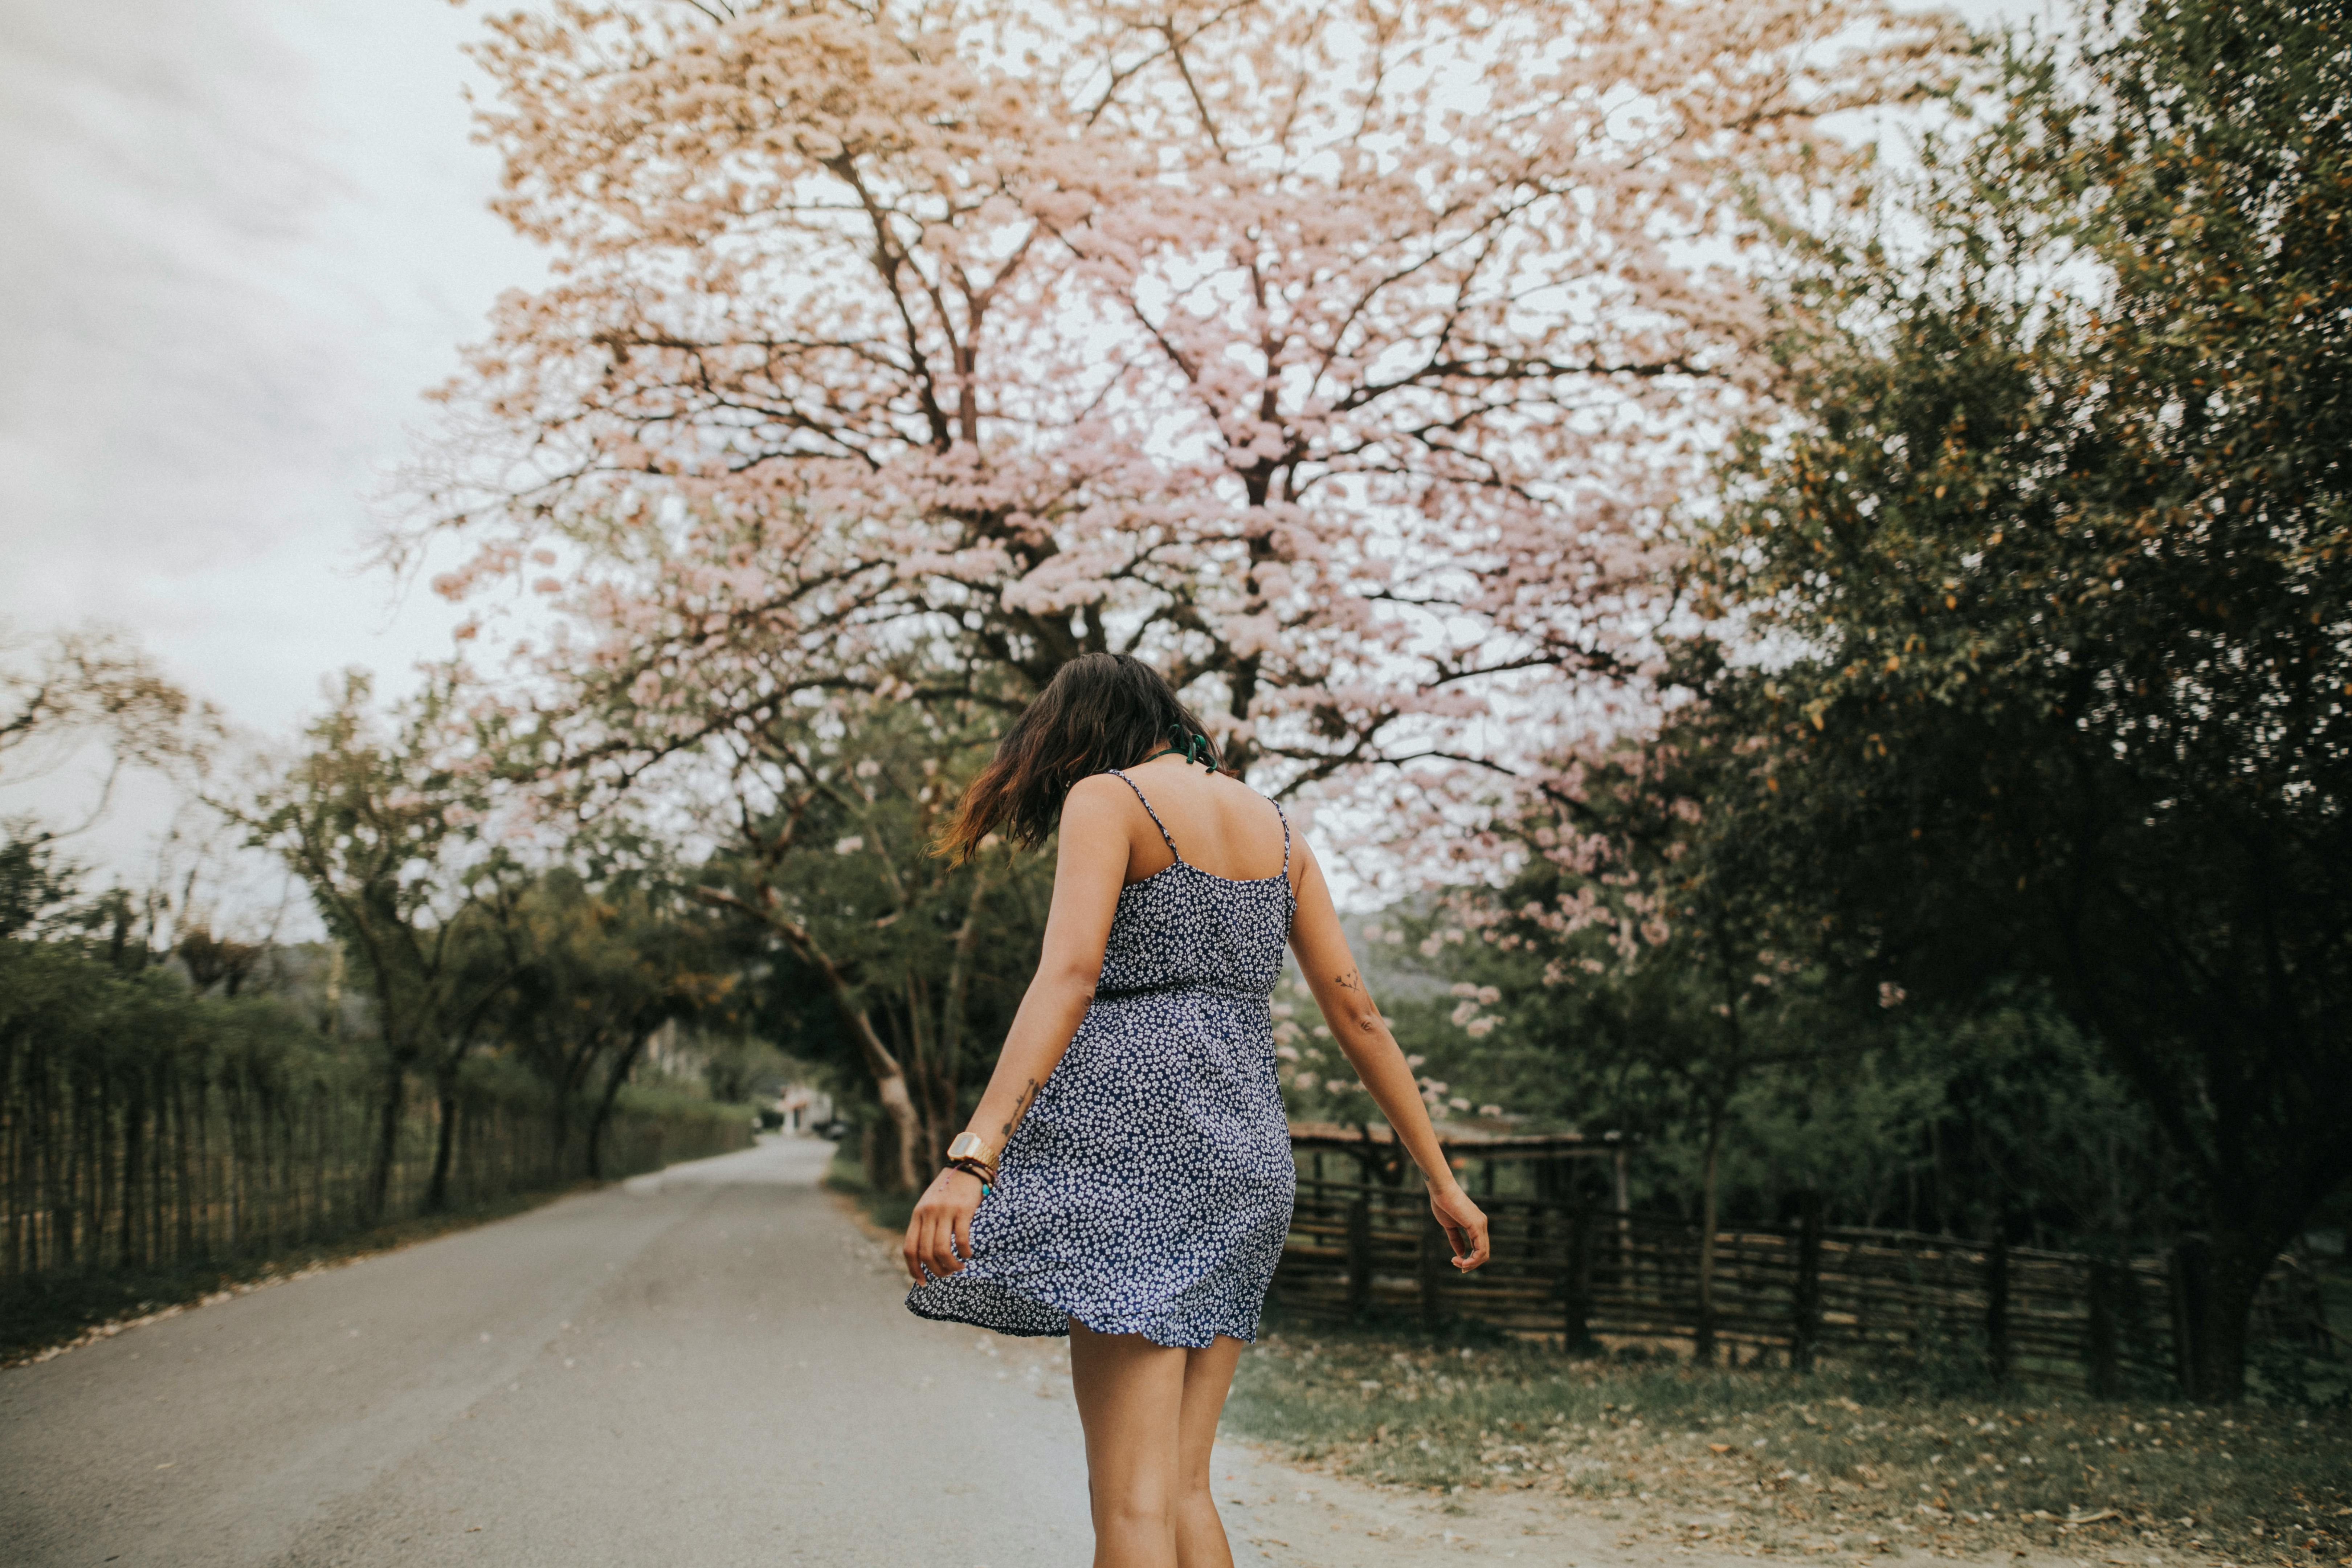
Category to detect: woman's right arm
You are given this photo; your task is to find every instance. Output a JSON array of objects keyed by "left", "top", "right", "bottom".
[
  {"left": 1287, "top": 840, "right": 1491, "bottom": 1270},
  {"left": 902, "top": 775, "right": 1131, "bottom": 1285}
]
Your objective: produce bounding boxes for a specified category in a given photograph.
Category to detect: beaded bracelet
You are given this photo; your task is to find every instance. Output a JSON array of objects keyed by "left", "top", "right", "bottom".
[{"left": 946, "top": 1157, "right": 995, "bottom": 1196}]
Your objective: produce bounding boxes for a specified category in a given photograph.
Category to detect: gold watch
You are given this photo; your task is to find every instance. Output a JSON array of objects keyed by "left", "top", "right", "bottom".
[{"left": 947, "top": 1131, "right": 997, "bottom": 1175}]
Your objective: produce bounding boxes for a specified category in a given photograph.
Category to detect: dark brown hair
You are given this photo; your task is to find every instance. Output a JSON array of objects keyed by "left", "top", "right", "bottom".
[{"left": 937, "top": 653, "right": 1220, "bottom": 861}]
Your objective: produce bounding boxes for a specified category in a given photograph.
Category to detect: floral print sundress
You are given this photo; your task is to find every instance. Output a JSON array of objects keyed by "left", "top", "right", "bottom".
[{"left": 904, "top": 769, "right": 1298, "bottom": 1348}]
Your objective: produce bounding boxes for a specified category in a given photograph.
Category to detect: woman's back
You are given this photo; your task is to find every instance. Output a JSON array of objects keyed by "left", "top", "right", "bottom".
[
  {"left": 1090, "top": 760, "right": 1293, "bottom": 1001},
  {"left": 1077, "top": 756, "right": 1294, "bottom": 888}
]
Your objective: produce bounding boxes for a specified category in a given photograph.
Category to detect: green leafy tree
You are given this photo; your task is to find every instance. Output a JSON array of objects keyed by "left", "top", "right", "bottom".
[
  {"left": 240, "top": 671, "right": 520, "bottom": 1222},
  {"left": 0, "top": 826, "right": 89, "bottom": 942},
  {"left": 491, "top": 867, "right": 739, "bottom": 1179},
  {"left": 1447, "top": 724, "right": 1876, "bottom": 1360},
  {"left": 690, "top": 687, "right": 1048, "bottom": 1192},
  {"left": 1699, "top": 0, "right": 2352, "bottom": 1398},
  {"left": 686, "top": 1032, "right": 793, "bottom": 1107}
]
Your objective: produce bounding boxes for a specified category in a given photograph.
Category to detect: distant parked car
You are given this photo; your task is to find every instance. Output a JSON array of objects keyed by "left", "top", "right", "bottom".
[{"left": 813, "top": 1118, "right": 850, "bottom": 1142}]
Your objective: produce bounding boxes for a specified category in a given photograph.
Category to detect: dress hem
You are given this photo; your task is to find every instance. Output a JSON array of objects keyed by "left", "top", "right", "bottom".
[{"left": 904, "top": 1273, "right": 1263, "bottom": 1351}]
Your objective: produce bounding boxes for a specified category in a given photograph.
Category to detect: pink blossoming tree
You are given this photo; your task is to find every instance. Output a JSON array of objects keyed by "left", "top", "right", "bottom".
[
  {"left": 419, "top": 0, "right": 1955, "bottom": 769},
  {"left": 409, "top": 0, "right": 1960, "bottom": 1159}
]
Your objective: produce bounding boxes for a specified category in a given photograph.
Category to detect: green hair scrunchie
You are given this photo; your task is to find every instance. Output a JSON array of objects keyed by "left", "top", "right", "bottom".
[{"left": 1168, "top": 722, "right": 1216, "bottom": 768}]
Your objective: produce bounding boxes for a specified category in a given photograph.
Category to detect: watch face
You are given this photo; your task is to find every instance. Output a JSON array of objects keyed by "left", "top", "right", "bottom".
[{"left": 950, "top": 1134, "right": 983, "bottom": 1159}]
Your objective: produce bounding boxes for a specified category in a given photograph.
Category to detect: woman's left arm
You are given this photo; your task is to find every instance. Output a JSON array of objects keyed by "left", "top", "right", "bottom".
[
  {"left": 902, "top": 775, "right": 1132, "bottom": 1285},
  {"left": 1287, "top": 838, "right": 1491, "bottom": 1270}
]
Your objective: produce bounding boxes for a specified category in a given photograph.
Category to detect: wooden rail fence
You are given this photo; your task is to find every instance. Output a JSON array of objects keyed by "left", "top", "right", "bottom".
[
  {"left": 1273, "top": 1177, "right": 2329, "bottom": 1391},
  {"left": 1, "top": 1062, "right": 753, "bottom": 1285}
]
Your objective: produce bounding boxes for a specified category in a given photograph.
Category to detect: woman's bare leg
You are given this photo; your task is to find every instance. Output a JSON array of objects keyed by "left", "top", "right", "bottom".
[
  {"left": 1173, "top": 1335, "right": 1245, "bottom": 1568},
  {"left": 1069, "top": 1320, "right": 1190, "bottom": 1568}
]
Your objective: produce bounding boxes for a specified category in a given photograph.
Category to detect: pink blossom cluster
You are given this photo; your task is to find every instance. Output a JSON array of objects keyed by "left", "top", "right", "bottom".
[{"left": 405, "top": 0, "right": 1960, "bottom": 822}]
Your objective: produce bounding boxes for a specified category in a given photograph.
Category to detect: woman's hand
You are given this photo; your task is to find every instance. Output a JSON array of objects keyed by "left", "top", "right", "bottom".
[
  {"left": 903, "top": 1166, "right": 985, "bottom": 1284},
  {"left": 1430, "top": 1183, "right": 1491, "bottom": 1271}
]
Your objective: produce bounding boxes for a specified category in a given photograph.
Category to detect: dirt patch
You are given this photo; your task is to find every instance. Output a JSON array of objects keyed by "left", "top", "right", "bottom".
[
  {"left": 1223, "top": 1326, "right": 2350, "bottom": 1568},
  {"left": 1204, "top": 1440, "right": 2138, "bottom": 1568}
]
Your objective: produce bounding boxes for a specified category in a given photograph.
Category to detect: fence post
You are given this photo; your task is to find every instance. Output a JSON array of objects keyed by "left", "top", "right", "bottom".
[
  {"left": 1419, "top": 1208, "right": 1450, "bottom": 1333},
  {"left": 1346, "top": 1194, "right": 1373, "bottom": 1320},
  {"left": 1694, "top": 1217, "right": 1717, "bottom": 1367},
  {"left": 1564, "top": 1206, "right": 1596, "bottom": 1355},
  {"left": 1985, "top": 1232, "right": 2012, "bottom": 1384},
  {"left": 2168, "top": 1238, "right": 2209, "bottom": 1397},
  {"left": 2085, "top": 1258, "right": 2122, "bottom": 1397},
  {"left": 1612, "top": 1143, "right": 1632, "bottom": 1270},
  {"left": 1792, "top": 1190, "right": 1823, "bottom": 1372}
]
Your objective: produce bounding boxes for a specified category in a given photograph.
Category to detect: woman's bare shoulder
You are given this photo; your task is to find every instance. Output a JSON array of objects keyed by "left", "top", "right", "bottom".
[
  {"left": 1063, "top": 771, "right": 1140, "bottom": 818},
  {"left": 1222, "top": 771, "right": 1294, "bottom": 816}
]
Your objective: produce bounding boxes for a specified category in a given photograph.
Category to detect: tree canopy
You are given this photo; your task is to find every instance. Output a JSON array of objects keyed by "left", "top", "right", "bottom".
[{"left": 1659, "top": 0, "right": 2352, "bottom": 1399}]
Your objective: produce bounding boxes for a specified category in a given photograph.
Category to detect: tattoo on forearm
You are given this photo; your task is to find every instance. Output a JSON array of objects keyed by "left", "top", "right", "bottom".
[
  {"left": 1000, "top": 1077, "right": 1040, "bottom": 1140},
  {"left": 1334, "top": 969, "right": 1382, "bottom": 1020}
]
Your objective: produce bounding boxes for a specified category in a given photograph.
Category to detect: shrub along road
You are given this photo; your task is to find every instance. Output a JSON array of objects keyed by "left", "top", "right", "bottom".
[{"left": 4, "top": 1137, "right": 2130, "bottom": 1568}]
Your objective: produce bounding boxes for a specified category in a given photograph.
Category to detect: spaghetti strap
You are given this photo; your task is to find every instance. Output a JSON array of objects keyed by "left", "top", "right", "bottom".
[
  {"left": 1271, "top": 799, "right": 1291, "bottom": 877},
  {"left": 1105, "top": 769, "right": 1183, "bottom": 861}
]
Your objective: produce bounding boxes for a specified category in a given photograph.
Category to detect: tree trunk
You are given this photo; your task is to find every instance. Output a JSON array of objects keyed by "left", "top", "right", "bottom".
[
  {"left": 172, "top": 1071, "right": 197, "bottom": 1261},
  {"left": 867, "top": 1059, "right": 926, "bottom": 1195},
  {"left": 585, "top": 1032, "right": 653, "bottom": 1181},
  {"left": 699, "top": 890, "right": 926, "bottom": 1194},
  {"left": 2186, "top": 1223, "right": 2286, "bottom": 1402},
  {"left": 547, "top": 1087, "right": 575, "bottom": 1179},
  {"left": 364, "top": 1059, "right": 404, "bottom": 1226},
  {"left": 1694, "top": 1111, "right": 1724, "bottom": 1365},
  {"left": 932, "top": 865, "right": 991, "bottom": 1147},
  {"left": 425, "top": 1066, "right": 462, "bottom": 1214},
  {"left": 1791, "top": 1191, "right": 1824, "bottom": 1371},
  {"left": 119, "top": 1078, "right": 145, "bottom": 1269},
  {"left": 901, "top": 967, "right": 946, "bottom": 1163}
]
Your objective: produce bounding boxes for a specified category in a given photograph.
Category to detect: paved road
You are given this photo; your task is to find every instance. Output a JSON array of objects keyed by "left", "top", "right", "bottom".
[
  {"left": 3, "top": 1136, "right": 1278, "bottom": 1568},
  {"left": 2, "top": 1142, "right": 2057, "bottom": 1568}
]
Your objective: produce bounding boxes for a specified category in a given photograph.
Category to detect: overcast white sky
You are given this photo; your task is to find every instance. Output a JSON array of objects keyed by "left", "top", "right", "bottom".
[
  {"left": 0, "top": 0, "right": 544, "bottom": 880},
  {"left": 1, "top": 0, "right": 2037, "bottom": 894}
]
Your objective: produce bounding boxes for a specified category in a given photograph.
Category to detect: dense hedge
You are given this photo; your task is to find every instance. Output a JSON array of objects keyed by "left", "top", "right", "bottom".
[{"left": 0, "top": 940, "right": 751, "bottom": 1285}]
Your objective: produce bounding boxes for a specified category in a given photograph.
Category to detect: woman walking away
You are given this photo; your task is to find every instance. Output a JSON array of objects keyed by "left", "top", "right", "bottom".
[{"left": 905, "top": 653, "right": 1490, "bottom": 1568}]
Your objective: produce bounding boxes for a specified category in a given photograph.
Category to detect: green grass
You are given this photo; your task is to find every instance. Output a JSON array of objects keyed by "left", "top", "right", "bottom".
[
  {"left": 1, "top": 1182, "right": 595, "bottom": 1368},
  {"left": 1227, "top": 1317, "right": 2352, "bottom": 1562}
]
